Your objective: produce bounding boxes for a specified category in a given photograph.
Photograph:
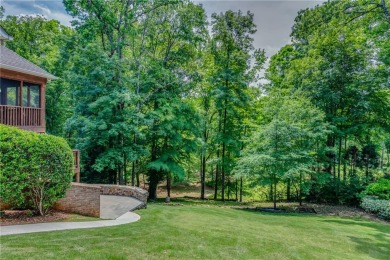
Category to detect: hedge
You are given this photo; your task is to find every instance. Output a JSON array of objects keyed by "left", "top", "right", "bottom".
[
  {"left": 362, "top": 178, "right": 390, "bottom": 200},
  {"left": 361, "top": 196, "right": 390, "bottom": 220},
  {"left": 0, "top": 125, "right": 74, "bottom": 215}
]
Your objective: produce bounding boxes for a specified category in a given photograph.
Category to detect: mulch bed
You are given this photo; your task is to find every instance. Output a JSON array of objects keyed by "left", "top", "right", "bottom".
[
  {"left": 238, "top": 206, "right": 316, "bottom": 214},
  {"left": 306, "top": 203, "right": 389, "bottom": 223},
  {"left": 162, "top": 203, "right": 184, "bottom": 206},
  {"left": 0, "top": 210, "right": 70, "bottom": 226},
  {"left": 234, "top": 203, "right": 388, "bottom": 224}
]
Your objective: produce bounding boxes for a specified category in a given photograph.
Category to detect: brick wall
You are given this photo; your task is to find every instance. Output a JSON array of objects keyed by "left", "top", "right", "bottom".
[
  {"left": 54, "top": 183, "right": 101, "bottom": 217},
  {"left": 53, "top": 183, "right": 148, "bottom": 217}
]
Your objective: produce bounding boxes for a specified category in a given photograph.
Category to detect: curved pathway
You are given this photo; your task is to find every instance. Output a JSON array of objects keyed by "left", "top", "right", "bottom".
[{"left": 0, "top": 211, "right": 140, "bottom": 236}]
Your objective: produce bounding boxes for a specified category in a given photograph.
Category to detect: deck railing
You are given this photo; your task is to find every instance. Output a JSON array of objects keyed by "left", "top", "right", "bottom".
[
  {"left": 0, "top": 105, "right": 42, "bottom": 127},
  {"left": 73, "top": 149, "right": 81, "bottom": 183}
]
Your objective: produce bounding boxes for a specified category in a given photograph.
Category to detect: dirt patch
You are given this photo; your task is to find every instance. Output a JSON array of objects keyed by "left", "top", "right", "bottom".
[
  {"left": 306, "top": 203, "right": 388, "bottom": 223},
  {"left": 234, "top": 203, "right": 388, "bottom": 224},
  {"left": 0, "top": 210, "right": 70, "bottom": 226}
]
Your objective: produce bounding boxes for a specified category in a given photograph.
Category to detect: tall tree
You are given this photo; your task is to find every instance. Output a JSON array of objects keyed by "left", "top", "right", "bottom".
[
  {"left": 210, "top": 10, "right": 265, "bottom": 200},
  {"left": 235, "top": 93, "right": 329, "bottom": 208},
  {"left": 266, "top": 0, "right": 389, "bottom": 203},
  {"left": 63, "top": 0, "right": 181, "bottom": 185},
  {"left": 140, "top": 2, "right": 208, "bottom": 200}
]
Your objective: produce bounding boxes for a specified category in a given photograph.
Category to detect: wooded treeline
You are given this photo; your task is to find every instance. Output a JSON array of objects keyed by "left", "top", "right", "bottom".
[{"left": 1, "top": 0, "right": 389, "bottom": 204}]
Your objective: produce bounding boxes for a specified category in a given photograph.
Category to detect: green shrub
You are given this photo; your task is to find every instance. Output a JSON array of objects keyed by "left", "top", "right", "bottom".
[
  {"left": 0, "top": 125, "right": 74, "bottom": 215},
  {"left": 361, "top": 196, "right": 390, "bottom": 220},
  {"left": 362, "top": 179, "right": 390, "bottom": 200}
]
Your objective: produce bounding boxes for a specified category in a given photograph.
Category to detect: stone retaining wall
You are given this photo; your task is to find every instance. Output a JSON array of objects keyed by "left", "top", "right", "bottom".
[{"left": 54, "top": 183, "right": 148, "bottom": 217}]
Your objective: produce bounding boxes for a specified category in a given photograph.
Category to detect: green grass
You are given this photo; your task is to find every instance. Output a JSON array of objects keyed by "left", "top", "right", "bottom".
[{"left": 1, "top": 203, "right": 389, "bottom": 260}]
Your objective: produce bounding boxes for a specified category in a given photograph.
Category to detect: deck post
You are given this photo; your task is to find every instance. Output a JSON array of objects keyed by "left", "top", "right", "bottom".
[{"left": 72, "top": 149, "right": 81, "bottom": 183}]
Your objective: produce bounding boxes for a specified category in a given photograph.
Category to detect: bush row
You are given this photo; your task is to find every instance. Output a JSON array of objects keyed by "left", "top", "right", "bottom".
[
  {"left": 0, "top": 125, "right": 74, "bottom": 215},
  {"left": 360, "top": 196, "right": 390, "bottom": 220}
]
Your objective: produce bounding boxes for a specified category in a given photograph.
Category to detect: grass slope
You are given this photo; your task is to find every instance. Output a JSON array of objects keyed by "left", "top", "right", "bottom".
[{"left": 1, "top": 203, "right": 389, "bottom": 259}]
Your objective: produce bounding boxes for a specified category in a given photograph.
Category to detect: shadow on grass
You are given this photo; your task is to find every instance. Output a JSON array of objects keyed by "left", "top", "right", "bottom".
[
  {"left": 152, "top": 197, "right": 247, "bottom": 207},
  {"left": 232, "top": 207, "right": 322, "bottom": 219},
  {"left": 321, "top": 219, "right": 390, "bottom": 229},
  {"left": 321, "top": 219, "right": 390, "bottom": 259},
  {"left": 347, "top": 233, "right": 390, "bottom": 259}
]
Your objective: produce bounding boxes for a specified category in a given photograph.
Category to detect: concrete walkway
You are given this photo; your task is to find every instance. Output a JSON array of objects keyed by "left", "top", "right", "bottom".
[
  {"left": 100, "top": 195, "right": 143, "bottom": 219},
  {"left": 0, "top": 211, "right": 140, "bottom": 236}
]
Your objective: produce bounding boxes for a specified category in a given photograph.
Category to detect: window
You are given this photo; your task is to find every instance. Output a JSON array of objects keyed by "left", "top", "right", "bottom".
[
  {"left": 0, "top": 77, "right": 20, "bottom": 106},
  {"left": 23, "top": 82, "right": 41, "bottom": 108},
  {"left": 0, "top": 78, "right": 41, "bottom": 107}
]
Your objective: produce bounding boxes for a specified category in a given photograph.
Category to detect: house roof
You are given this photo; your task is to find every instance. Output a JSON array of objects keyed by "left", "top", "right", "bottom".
[
  {"left": 0, "top": 45, "right": 57, "bottom": 80},
  {"left": 0, "top": 27, "right": 13, "bottom": 41}
]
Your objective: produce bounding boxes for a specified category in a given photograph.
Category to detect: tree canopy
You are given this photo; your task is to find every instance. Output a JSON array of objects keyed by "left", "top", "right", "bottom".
[{"left": 1, "top": 0, "right": 388, "bottom": 204}]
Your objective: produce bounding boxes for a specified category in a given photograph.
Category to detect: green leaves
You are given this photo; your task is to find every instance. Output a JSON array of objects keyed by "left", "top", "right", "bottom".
[
  {"left": 235, "top": 93, "right": 329, "bottom": 203},
  {"left": 62, "top": 1, "right": 208, "bottom": 192},
  {"left": 0, "top": 125, "right": 73, "bottom": 215}
]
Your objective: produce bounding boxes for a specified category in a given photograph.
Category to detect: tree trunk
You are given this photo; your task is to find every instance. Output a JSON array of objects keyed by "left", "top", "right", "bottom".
[
  {"left": 118, "top": 164, "right": 124, "bottom": 185},
  {"left": 221, "top": 105, "right": 227, "bottom": 201},
  {"left": 227, "top": 181, "right": 230, "bottom": 200},
  {"left": 239, "top": 177, "right": 243, "bottom": 202},
  {"left": 201, "top": 155, "right": 206, "bottom": 200},
  {"left": 338, "top": 136, "right": 342, "bottom": 180},
  {"left": 343, "top": 137, "right": 347, "bottom": 181},
  {"left": 136, "top": 160, "right": 140, "bottom": 187},
  {"left": 124, "top": 156, "right": 127, "bottom": 185},
  {"left": 235, "top": 180, "right": 238, "bottom": 202},
  {"left": 167, "top": 172, "right": 171, "bottom": 198},
  {"left": 200, "top": 156, "right": 204, "bottom": 199},
  {"left": 325, "top": 135, "right": 335, "bottom": 174},
  {"left": 221, "top": 146, "right": 226, "bottom": 201},
  {"left": 132, "top": 161, "right": 136, "bottom": 186},
  {"left": 287, "top": 179, "right": 291, "bottom": 202},
  {"left": 299, "top": 172, "right": 302, "bottom": 206},
  {"left": 214, "top": 154, "right": 219, "bottom": 200},
  {"left": 113, "top": 169, "right": 117, "bottom": 184},
  {"left": 148, "top": 169, "right": 159, "bottom": 201},
  {"left": 214, "top": 116, "right": 222, "bottom": 201},
  {"left": 273, "top": 176, "right": 277, "bottom": 210}
]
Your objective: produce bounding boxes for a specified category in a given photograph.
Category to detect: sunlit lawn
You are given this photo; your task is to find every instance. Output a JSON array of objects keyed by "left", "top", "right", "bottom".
[{"left": 1, "top": 203, "right": 389, "bottom": 259}]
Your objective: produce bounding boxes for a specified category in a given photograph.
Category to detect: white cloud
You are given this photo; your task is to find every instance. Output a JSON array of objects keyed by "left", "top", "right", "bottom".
[{"left": 33, "top": 3, "right": 51, "bottom": 14}]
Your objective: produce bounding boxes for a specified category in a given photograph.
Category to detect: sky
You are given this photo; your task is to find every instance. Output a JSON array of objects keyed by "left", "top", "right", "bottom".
[{"left": 1, "top": 0, "right": 324, "bottom": 59}]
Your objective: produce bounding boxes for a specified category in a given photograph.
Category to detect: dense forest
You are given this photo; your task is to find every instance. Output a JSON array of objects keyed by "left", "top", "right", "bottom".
[{"left": 1, "top": 0, "right": 389, "bottom": 204}]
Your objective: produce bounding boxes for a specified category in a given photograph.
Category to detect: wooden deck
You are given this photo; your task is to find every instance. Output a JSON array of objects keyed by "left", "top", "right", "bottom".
[{"left": 0, "top": 105, "right": 44, "bottom": 132}]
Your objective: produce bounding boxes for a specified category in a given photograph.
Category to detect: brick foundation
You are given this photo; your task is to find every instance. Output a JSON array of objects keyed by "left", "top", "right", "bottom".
[{"left": 54, "top": 183, "right": 148, "bottom": 217}]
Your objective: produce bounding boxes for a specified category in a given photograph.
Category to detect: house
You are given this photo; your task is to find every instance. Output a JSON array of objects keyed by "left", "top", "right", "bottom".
[{"left": 0, "top": 26, "right": 80, "bottom": 181}]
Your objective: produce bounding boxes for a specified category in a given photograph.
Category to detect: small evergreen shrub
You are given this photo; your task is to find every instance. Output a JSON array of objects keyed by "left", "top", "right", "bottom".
[
  {"left": 362, "top": 179, "right": 390, "bottom": 200},
  {"left": 361, "top": 196, "right": 390, "bottom": 220},
  {"left": 0, "top": 125, "right": 74, "bottom": 215}
]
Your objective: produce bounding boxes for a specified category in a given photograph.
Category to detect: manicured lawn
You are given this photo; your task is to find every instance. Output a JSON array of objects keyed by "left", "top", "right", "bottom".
[{"left": 1, "top": 203, "right": 389, "bottom": 259}]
